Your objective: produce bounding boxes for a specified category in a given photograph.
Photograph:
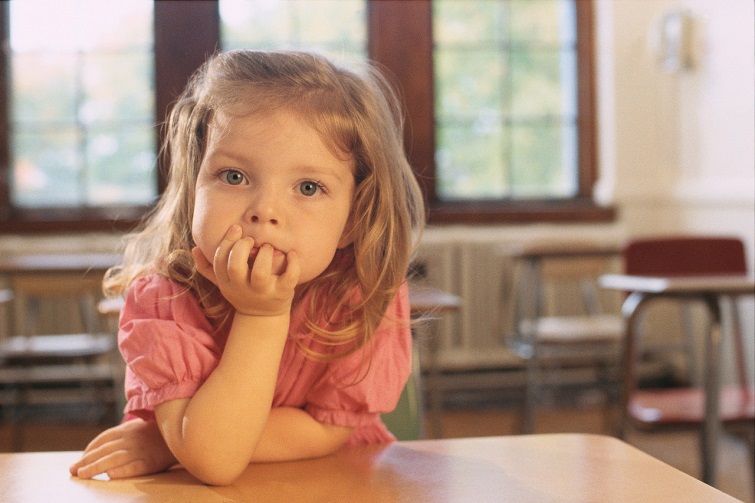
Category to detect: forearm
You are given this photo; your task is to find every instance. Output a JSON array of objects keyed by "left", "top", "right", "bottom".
[
  {"left": 250, "top": 407, "right": 353, "bottom": 462},
  {"left": 155, "top": 312, "right": 288, "bottom": 485}
]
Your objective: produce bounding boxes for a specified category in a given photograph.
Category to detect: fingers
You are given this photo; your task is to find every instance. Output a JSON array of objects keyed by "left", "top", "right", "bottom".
[
  {"left": 71, "top": 442, "right": 128, "bottom": 479},
  {"left": 103, "top": 459, "right": 150, "bottom": 479},
  {"left": 212, "top": 225, "right": 242, "bottom": 285},
  {"left": 279, "top": 250, "right": 300, "bottom": 291},
  {"left": 228, "top": 235, "right": 255, "bottom": 282},
  {"left": 249, "top": 244, "right": 274, "bottom": 286}
]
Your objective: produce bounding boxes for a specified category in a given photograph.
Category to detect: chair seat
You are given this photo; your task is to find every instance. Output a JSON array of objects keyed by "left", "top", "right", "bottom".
[
  {"left": 629, "top": 386, "right": 755, "bottom": 426},
  {"left": 0, "top": 334, "right": 115, "bottom": 363},
  {"left": 520, "top": 314, "right": 624, "bottom": 344}
]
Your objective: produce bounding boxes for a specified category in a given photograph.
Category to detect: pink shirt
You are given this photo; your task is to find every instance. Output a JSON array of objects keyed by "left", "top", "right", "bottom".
[{"left": 118, "top": 274, "right": 412, "bottom": 445}]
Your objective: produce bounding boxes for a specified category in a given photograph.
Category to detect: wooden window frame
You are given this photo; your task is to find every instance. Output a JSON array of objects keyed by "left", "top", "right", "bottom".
[
  {"left": 0, "top": 0, "right": 611, "bottom": 234},
  {"left": 368, "top": 0, "right": 612, "bottom": 224}
]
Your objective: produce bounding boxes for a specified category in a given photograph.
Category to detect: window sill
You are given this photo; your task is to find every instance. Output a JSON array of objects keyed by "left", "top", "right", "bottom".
[
  {"left": 0, "top": 207, "right": 149, "bottom": 233},
  {"left": 427, "top": 199, "right": 616, "bottom": 225}
]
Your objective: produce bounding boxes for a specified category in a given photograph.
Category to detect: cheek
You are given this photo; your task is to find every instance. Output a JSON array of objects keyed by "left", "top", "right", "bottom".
[{"left": 190, "top": 195, "right": 218, "bottom": 253}]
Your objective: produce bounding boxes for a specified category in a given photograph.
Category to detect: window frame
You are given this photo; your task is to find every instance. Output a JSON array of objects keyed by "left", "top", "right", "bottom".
[{"left": 0, "top": 0, "right": 611, "bottom": 234}]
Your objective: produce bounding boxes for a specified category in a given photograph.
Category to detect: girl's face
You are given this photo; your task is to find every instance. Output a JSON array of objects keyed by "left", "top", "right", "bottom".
[{"left": 192, "top": 109, "right": 355, "bottom": 285}]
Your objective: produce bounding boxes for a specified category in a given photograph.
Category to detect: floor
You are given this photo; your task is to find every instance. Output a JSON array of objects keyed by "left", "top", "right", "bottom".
[{"left": 1, "top": 399, "right": 752, "bottom": 502}]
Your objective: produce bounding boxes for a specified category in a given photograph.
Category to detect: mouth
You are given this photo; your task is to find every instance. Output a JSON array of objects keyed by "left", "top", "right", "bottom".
[
  {"left": 249, "top": 244, "right": 285, "bottom": 257},
  {"left": 247, "top": 244, "right": 286, "bottom": 268}
]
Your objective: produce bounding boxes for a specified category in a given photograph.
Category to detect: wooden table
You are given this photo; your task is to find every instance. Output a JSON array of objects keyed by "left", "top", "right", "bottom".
[
  {"left": 0, "top": 253, "right": 122, "bottom": 276},
  {"left": 599, "top": 273, "right": 755, "bottom": 486},
  {"left": 0, "top": 434, "right": 738, "bottom": 502}
]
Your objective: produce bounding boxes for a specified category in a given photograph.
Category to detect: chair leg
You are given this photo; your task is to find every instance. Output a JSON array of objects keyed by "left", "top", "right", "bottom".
[{"left": 521, "top": 357, "right": 539, "bottom": 434}]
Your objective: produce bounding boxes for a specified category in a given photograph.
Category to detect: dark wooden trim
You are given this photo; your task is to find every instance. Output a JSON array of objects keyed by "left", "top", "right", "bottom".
[
  {"left": 368, "top": 0, "right": 436, "bottom": 205},
  {"left": 428, "top": 199, "right": 616, "bottom": 225},
  {"left": 154, "top": 0, "right": 220, "bottom": 193},
  {"left": 0, "top": 3, "right": 11, "bottom": 221},
  {"left": 576, "top": 0, "right": 597, "bottom": 197}
]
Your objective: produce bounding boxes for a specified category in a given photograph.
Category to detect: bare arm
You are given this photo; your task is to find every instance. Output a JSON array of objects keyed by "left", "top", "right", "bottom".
[
  {"left": 148, "top": 226, "right": 299, "bottom": 485},
  {"left": 154, "top": 311, "right": 289, "bottom": 485},
  {"left": 71, "top": 405, "right": 353, "bottom": 481}
]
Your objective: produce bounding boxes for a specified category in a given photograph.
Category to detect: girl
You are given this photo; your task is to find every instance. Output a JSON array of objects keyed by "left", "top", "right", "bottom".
[{"left": 69, "top": 50, "right": 425, "bottom": 486}]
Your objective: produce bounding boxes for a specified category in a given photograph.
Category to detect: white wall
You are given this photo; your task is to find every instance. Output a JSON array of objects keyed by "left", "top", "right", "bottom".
[
  {"left": 595, "top": 0, "right": 754, "bottom": 251},
  {"left": 593, "top": 0, "right": 754, "bottom": 383}
]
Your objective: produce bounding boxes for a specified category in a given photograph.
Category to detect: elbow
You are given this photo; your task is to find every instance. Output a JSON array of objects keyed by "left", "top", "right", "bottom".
[{"left": 185, "top": 459, "right": 247, "bottom": 486}]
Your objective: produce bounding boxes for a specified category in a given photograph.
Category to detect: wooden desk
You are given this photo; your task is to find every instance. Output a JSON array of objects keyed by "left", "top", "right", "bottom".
[
  {"left": 0, "top": 253, "right": 122, "bottom": 350},
  {"left": 0, "top": 434, "right": 738, "bottom": 502},
  {"left": 599, "top": 273, "right": 755, "bottom": 486},
  {"left": 0, "top": 253, "right": 122, "bottom": 276},
  {"left": 0, "top": 252, "right": 122, "bottom": 338}
]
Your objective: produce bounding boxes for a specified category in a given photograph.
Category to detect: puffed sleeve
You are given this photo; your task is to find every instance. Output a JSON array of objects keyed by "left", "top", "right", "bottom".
[
  {"left": 303, "top": 282, "right": 412, "bottom": 432},
  {"left": 118, "top": 275, "right": 224, "bottom": 418}
]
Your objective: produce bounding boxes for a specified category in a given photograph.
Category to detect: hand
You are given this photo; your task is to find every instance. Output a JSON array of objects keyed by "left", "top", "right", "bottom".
[
  {"left": 192, "top": 225, "right": 300, "bottom": 316},
  {"left": 69, "top": 418, "right": 177, "bottom": 479}
]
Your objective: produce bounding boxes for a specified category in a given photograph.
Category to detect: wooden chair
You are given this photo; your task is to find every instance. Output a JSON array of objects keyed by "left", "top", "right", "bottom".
[
  {"left": 0, "top": 274, "right": 118, "bottom": 449},
  {"left": 619, "top": 236, "right": 755, "bottom": 482},
  {"left": 504, "top": 240, "right": 624, "bottom": 433}
]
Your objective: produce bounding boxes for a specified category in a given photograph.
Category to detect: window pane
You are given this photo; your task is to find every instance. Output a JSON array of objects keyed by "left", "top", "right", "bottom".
[
  {"left": 434, "top": 0, "right": 578, "bottom": 201},
  {"left": 220, "top": 0, "right": 367, "bottom": 63},
  {"left": 9, "top": 0, "right": 156, "bottom": 209}
]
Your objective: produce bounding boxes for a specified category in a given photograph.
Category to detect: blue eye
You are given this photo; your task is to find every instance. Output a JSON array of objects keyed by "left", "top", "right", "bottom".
[
  {"left": 223, "top": 170, "right": 245, "bottom": 185},
  {"left": 299, "top": 180, "right": 320, "bottom": 196}
]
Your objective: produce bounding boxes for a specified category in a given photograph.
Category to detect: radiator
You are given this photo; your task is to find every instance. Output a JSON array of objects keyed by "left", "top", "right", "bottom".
[{"left": 414, "top": 239, "right": 522, "bottom": 373}]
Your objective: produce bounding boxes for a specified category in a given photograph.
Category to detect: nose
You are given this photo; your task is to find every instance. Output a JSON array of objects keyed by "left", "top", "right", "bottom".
[{"left": 246, "top": 189, "right": 280, "bottom": 225}]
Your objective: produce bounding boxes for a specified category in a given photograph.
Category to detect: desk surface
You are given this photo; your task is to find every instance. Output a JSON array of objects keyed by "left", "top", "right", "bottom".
[
  {"left": 600, "top": 273, "right": 755, "bottom": 295},
  {"left": 0, "top": 434, "right": 736, "bottom": 502},
  {"left": 0, "top": 253, "right": 122, "bottom": 275},
  {"left": 504, "top": 240, "right": 621, "bottom": 259}
]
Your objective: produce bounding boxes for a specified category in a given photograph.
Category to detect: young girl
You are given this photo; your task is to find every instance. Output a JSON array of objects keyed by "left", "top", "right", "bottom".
[{"left": 69, "top": 49, "right": 425, "bottom": 486}]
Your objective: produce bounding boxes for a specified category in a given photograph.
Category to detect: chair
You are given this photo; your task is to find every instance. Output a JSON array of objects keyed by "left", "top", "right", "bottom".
[
  {"left": 504, "top": 240, "right": 624, "bottom": 433},
  {"left": 619, "top": 236, "right": 755, "bottom": 482},
  {"left": 0, "top": 272, "right": 119, "bottom": 449},
  {"left": 381, "top": 348, "right": 423, "bottom": 441}
]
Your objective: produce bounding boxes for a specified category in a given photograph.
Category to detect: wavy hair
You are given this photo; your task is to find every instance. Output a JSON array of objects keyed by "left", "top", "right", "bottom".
[{"left": 105, "top": 50, "right": 425, "bottom": 359}]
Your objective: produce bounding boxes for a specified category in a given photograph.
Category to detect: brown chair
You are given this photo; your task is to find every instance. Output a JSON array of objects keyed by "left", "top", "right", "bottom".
[{"left": 619, "top": 236, "right": 754, "bottom": 483}]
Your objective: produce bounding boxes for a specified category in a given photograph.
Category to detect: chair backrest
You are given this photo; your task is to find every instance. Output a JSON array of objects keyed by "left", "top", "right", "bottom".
[{"left": 623, "top": 236, "right": 747, "bottom": 276}]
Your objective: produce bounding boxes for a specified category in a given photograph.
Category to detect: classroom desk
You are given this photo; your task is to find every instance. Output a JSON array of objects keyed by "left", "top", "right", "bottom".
[
  {"left": 0, "top": 434, "right": 738, "bottom": 502},
  {"left": 0, "top": 253, "right": 121, "bottom": 355},
  {"left": 0, "top": 252, "right": 122, "bottom": 276},
  {"left": 599, "top": 273, "right": 755, "bottom": 487},
  {"left": 503, "top": 240, "right": 623, "bottom": 433}
]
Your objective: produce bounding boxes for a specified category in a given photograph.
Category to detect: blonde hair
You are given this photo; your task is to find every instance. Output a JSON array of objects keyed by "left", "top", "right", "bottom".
[{"left": 106, "top": 50, "right": 425, "bottom": 359}]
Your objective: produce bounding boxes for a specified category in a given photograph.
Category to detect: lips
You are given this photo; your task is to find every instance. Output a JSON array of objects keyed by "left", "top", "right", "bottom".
[
  {"left": 246, "top": 244, "right": 286, "bottom": 270},
  {"left": 249, "top": 244, "right": 285, "bottom": 257}
]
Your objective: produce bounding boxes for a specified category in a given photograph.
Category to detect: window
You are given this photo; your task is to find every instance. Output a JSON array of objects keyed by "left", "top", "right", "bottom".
[
  {"left": 220, "top": 0, "right": 366, "bottom": 63},
  {"left": 0, "top": 0, "right": 610, "bottom": 232},
  {"left": 1, "top": 0, "right": 155, "bottom": 228},
  {"left": 434, "top": 0, "right": 578, "bottom": 200}
]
